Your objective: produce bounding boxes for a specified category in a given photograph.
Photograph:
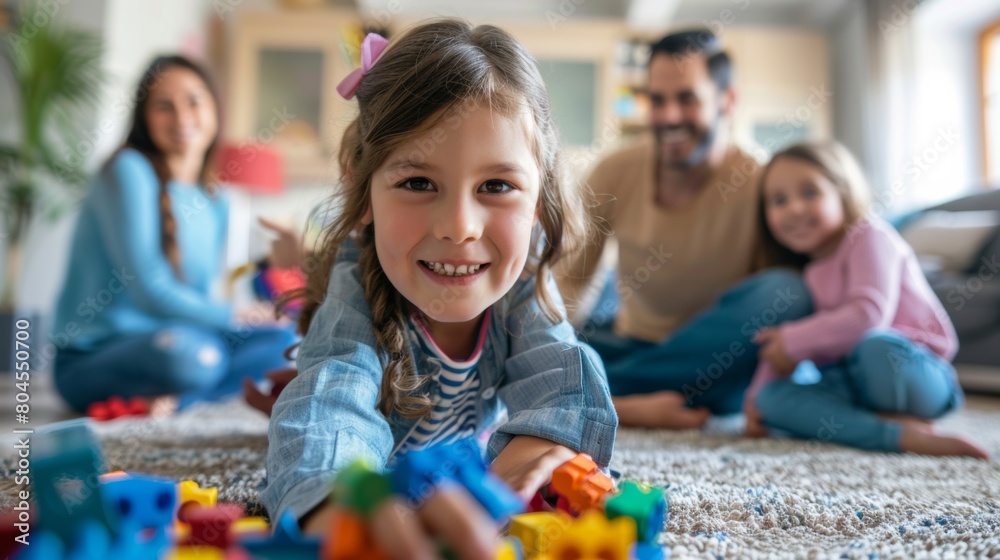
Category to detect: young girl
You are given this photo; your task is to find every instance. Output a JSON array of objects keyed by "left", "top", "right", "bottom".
[
  {"left": 258, "top": 21, "right": 618, "bottom": 555},
  {"left": 743, "top": 140, "right": 988, "bottom": 460}
]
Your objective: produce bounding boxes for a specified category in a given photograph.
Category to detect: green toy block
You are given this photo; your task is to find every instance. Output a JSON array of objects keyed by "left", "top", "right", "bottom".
[
  {"left": 331, "top": 461, "right": 394, "bottom": 518},
  {"left": 604, "top": 481, "right": 668, "bottom": 543}
]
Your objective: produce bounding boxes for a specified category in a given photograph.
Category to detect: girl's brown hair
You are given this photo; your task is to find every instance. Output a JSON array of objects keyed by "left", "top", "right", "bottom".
[
  {"left": 295, "top": 19, "right": 588, "bottom": 419},
  {"left": 106, "top": 55, "right": 221, "bottom": 275},
  {"left": 756, "top": 139, "right": 871, "bottom": 270}
]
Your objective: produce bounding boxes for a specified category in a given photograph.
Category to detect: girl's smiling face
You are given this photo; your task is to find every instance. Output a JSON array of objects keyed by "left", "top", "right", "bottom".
[
  {"left": 364, "top": 104, "right": 541, "bottom": 329},
  {"left": 763, "top": 156, "right": 847, "bottom": 259}
]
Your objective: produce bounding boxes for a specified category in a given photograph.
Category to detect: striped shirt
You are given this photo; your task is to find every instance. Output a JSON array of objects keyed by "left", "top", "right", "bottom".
[{"left": 393, "top": 309, "right": 491, "bottom": 457}]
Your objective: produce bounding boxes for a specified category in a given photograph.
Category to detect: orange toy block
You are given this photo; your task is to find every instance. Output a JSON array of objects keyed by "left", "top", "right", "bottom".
[
  {"left": 321, "top": 507, "right": 388, "bottom": 560},
  {"left": 550, "top": 454, "right": 615, "bottom": 514}
]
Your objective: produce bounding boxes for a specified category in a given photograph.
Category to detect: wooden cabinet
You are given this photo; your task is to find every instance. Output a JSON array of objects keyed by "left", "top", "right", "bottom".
[{"left": 226, "top": 9, "right": 361, "bottom": 181}]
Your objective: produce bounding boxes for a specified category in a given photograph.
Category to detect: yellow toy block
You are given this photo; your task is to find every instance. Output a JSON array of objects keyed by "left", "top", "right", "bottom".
[
  {"left": 175, "top": 480, "right": 220, "bottom": 535},
  {"left": 547, "top": 511, "right": 636, "bottom": 560},
  {"left": 165, "top": 545, "right": 226, "bottom": 559},
  {"left": 508, "top": 512, "right": 571, "bottom": 559},
  {"left": 231, "top": 515, "right": 270, "bottom": 537},
  {"left": 496, "top": 538, "right": 521, "bottom": 560},
  {"left": 178, "top": 480, "right": 218, "bottom": 511}
]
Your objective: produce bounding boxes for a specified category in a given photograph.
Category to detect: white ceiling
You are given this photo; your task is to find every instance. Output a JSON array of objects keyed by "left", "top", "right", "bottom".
[{"left": 353, "top": 0, "right": 852, "bottom": 28}]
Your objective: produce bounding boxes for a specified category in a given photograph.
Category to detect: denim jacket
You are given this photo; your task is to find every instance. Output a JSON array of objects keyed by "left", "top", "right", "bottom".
[{"left": 258, "top": 241, "right": 618, "bottom": 522}]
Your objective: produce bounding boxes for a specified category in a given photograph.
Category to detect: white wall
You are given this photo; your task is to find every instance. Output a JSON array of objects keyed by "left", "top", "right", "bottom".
[
  {"left": 14, "top": 0, "right": 216, "bottom": 320},
  {"left": 828, "top": 0, "right": 869, "bottom": 177},
  {"left": 827, "top": 0, "right": 998, "bottom": 212}
]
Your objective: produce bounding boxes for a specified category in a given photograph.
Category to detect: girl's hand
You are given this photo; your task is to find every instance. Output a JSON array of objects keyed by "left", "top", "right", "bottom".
[
  {"left": 743, "top": 398, "right": 768, "bottom": 438},
  {"left": 302, "top": 491, "right": 499, "bottom": 560},
  {"left": 243, "top": 367, "right": 297, "bottom": 416},
  {"left": 754, "top": 328, "right": 797, "bottom": 375},
  {"left": 490, "top": 435, "right": 579, "bottom": 502},
  {"left": 259, "top": 216, "right": 303, "bottom": 270},
  {"left": 234, "top": 300, "right": 282, "bottom": 327}
]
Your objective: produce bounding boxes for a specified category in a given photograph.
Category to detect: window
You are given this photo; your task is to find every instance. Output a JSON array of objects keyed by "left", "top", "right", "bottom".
[{"left": 982, "top": 19, "right": 1000, "bottom": 184}]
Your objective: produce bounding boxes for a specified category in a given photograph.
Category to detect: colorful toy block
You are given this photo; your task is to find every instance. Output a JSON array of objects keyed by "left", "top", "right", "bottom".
[
  {"left": 86, "top": 396, "right": 150, "bottom": 421},
  {"left": 508, "top": 511, "right": 571, "bottom": 558},
  {"left": 183, "top": 504, "right": 245, "bottom": 549},
  {"left": 241, "top": 510, "right": 320, "bottom": 559},
  {"left": 230, "top": 516, "right": 270, "bottom": 538},
  {"left": 1, "top": 510, "right": 28, "bottom": 559},
  {"left": 14, "top": 520, "right": 164, "bottom": 560},
  {"left": 547, "top": 510, "right": 635, "bottom": 560},
  {"left": 496, "top": 538, "right": 525, "bottom": 560},
  {"left": 550, "top": 454, "right": 615, "bottom": 515},
  {"left": 102, "top": 473, "right": 178, "bottom": 537},
  {"left": 604, "top": 481, "right": 667, "bottom": 543},
  {"left": 177, "top": 480, "right": 219, "bottom": 522},
  {"left": 321, "top": 507, "right": 388, "bottom": 560},
  {"left": 632, "top": 542, "right": 669, "bottom": 560},
  {"left": 167, "top": 545, "right": 252, "bottom": 559},
  {"left": 332, "top": 461, "right": 394, "bottom": 518},
  {"left": 392, "top": 438, "right": 524, "bottom": 522},
  {"left": 31, "top": 420, "right": 119, "bottom": 546}
]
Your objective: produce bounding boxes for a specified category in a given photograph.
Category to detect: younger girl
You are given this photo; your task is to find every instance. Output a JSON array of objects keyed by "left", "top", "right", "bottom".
[
  {"left": 744, "top": 140, "right": 988, "bottom": 459},
  {"left": 258, "top": 21, "right": 618, "bottom": 556}
]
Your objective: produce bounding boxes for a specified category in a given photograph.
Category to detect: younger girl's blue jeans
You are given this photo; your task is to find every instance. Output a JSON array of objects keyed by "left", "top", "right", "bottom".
[
  {"left": 755, "top": 329, "right": 963, "bottom": 452},
  {"left": 54, "top": 322, "right": 297, "bottom": 411}
]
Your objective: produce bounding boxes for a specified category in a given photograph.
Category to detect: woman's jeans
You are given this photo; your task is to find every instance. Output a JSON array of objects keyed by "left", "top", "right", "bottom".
[{"left": 55, "top": 322, "right": 297, "bottom": 411}]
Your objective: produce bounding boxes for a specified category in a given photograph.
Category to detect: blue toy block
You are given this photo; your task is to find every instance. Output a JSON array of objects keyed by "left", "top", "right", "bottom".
[
  {"left": 14, "top": 520, "right": 164, "bottom": 560},
  {"left": 12, "top": 530, "right": 63, "bottom": 560},
  {"left": 101, "top": 474, "right": 177, "bottom": 536},
  {"left": 391, "top": 438, "right": 524, "bottom": 522},
  {"left": 31, "top": 420, "right": 119, "bottom": 547},
  {"left": 242, "top": 510, "right": 321, "bottom": 559},
  {"left": 633, "top": 542, "right": 670, "bottom": 560}
]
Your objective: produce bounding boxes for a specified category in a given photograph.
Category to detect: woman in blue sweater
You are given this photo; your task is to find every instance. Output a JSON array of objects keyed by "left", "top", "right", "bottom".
[{"left": 52, "top": 55, "right": 296, "bottom": 413}]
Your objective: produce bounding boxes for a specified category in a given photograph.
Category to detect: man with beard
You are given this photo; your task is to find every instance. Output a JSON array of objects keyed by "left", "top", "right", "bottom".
[{"left": 556, "top": 29, "right": 811, "bottom": 429}]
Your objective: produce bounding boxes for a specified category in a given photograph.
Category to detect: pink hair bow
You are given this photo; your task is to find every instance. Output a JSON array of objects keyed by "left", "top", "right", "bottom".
[{"left": 336, "top": 33, "right": 390, "bottom": 100}]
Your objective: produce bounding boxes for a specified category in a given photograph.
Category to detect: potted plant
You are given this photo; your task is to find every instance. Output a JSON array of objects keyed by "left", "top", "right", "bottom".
[{"left": 0, "top": 1, "right": 103, "bottom": 371}]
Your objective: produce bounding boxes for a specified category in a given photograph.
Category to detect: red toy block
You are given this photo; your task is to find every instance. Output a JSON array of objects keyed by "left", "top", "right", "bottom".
[
  {"left": 87, "top": 396, "right": 152, "bottom": 421},
  {"left": 550, "top": 454, "right": 615, "bottom": 515},
  {"left": 1, "top": 510, "right": 28, "bottom": 559},
  {"left": 184, "top": 504, "right": 245, "bottom": 549}
]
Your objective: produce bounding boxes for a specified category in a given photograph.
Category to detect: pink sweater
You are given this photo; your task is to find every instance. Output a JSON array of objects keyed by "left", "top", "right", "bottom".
[{"left": 748, "top": 217, "right": 958, "bottom": 400}]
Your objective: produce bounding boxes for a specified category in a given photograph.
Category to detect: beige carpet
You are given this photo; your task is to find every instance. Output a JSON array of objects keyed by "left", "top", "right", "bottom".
[
  {"left": 1, "top": 395, "right": 998, "bottom": 558},
  {"left": 614, "top": 397, "right": 1000, "bottom": 558}
]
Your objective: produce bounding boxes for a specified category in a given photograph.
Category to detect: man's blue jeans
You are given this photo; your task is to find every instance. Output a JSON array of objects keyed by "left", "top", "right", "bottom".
[
  {"left": 55, "top": 322, "right": 297, "bottom": 411},
  {"left": 580, "top": 269, "right": 813, "bottom": 414}
]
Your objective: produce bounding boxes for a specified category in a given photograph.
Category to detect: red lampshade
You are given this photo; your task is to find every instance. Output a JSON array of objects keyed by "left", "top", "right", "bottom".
[{"left": 216, "top": 143, "right": 285, "bottom": 194}]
